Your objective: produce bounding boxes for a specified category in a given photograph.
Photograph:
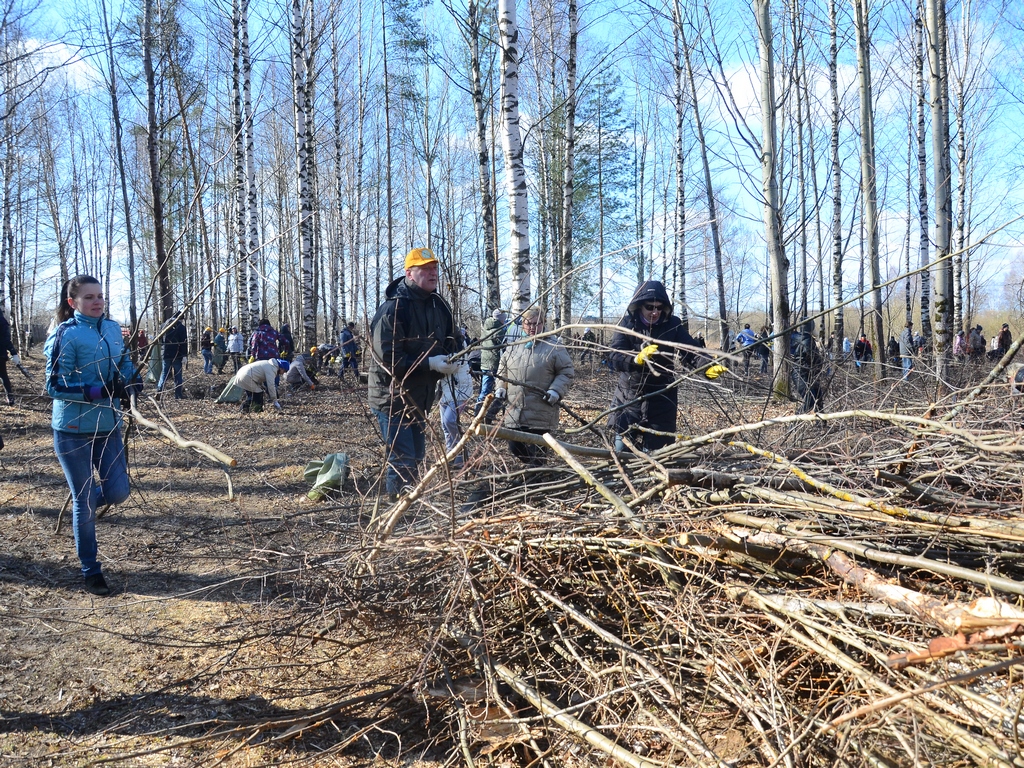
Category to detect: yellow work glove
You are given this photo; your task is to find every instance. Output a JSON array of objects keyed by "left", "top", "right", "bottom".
[
  {"left": 705, "top": 364, "right": 728, "bottom": 380},
  {"left": 634, "top": 344, "right": 660, "bottom": 366},
  {"left": 248, "top": 356, "right": 255, "bottom": 364}
]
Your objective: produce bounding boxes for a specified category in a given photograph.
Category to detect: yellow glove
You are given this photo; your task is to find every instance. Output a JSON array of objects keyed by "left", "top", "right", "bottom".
[
  {"left": 634, "top": 344, "right": 660, "bottom": 366},
  {"left": 248, "top": 356, "right": 255, "bottom": 364},
  {"left": 705, "top": 364, "right": 728, "bottom": 380}
]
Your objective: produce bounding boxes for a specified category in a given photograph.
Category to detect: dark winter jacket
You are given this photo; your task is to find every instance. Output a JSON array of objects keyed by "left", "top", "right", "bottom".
[
  {"left": 200, "top": 330, "right": 213, "bottom": 351},
  {"left": 480, "top": 315, "right": 507, "bottom": 372},
  {"left": 606, "top": 281, "right": 697, "bottom": 446},
  {"left": 278, "top": 324, "right": 295, "bottom": 357},
  {"left": 0, "top": 311, "right": 16, "bottom": 358},
  {"left": 367, "top": 276, "right": 460, "bottom": 421},
  {"left": 161, "top": 318, "right": 188, "bottom": 362},
  {"left": 997, "top": 327, "right": 1012, "bottom": 354},
  {"left": 791, "top": 330, "right": 823, "bottom": 378},
  {"left": 853, "top": 337, "right": 872, "bottom": 361}
]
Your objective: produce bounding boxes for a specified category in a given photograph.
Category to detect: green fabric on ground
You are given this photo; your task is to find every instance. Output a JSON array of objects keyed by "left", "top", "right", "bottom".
[{"left": 304, "top": 453, "right": 350, "bottom": 501}]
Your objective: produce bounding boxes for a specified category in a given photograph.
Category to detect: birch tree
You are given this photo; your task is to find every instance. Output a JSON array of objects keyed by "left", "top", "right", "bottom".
[
  {"left": 558, "top": 0, "right": 577, "bottom": 327},
  {"left": 926, "top": 0, "right": 953, "bottom": 381},
  {"left": 498, "top": 0, "right": 530, "bottom": 312},
  {"left": 915, "top": 0, "right": 932, "bottom": 338},
  {"left": 291, "top": 0, "right": 315, "bottom": 345}
]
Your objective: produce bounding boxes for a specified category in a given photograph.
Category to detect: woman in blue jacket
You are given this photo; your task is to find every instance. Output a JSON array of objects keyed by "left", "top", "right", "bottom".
[{"left": 44, "top": 275, "right": 141, "bottom": 596}]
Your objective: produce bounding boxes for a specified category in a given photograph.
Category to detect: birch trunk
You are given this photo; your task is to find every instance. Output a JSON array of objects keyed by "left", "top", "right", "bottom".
[
  {"left": 672, "top": 0, "right": 687, "bottom": 327},
  {"left": 468, "top": 0, "right": 499, "bottom": 313},
  {"left": 926, "top": 0, "right": 953, "bottom": 381},
  {"left": 231, "top": 0, "right": 248, "bottom": 335},
  {"left": 854, "top": 0, "right": 884, "bottom": 379},
  {"left": 498, "top": 0, "right": 530, "bottom": 311},
  {"left": 559, "top": 0, "right": 577, "bottom": 327},
  {"left": 381, "top": 0, "right": 394, "bottom": 279},
  {"left": 755, "top": 0, "right": 790, "bottom": 387},
  {"left": 291, "top": 0, "right": 314, "bottom": 345},
  {"left": 241, "top": 0, "right": 261, "bottom": 329},
  {"left": 915, "top": 0, "right": 931, "bottom": 338},
  {"left": 829, "top": 0, "right": 843, "bottom": 347}
]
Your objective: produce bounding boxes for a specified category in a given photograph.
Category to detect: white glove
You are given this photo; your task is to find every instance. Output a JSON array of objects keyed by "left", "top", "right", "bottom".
[
  {"left": 543, "top": 389, "right": 560, "bottom": 405},
  {"left": 10, "top": 354, "right": 19, "bottom": 365},
  {"left": 273, "top": 400, "right": 282, "bottom": 411},
  {"left": 428, "top": 355, "right": 458, "bottom": 376},
  {"left": 494, "top": 387, "right": 507, "bottom": 400}
]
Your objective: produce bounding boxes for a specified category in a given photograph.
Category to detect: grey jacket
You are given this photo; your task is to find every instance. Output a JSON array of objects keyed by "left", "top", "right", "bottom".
[
  {"left": 899, "top": 328, "right": 915, "bottom": 358},
  {"left": 499, "top": 337, "right": 574, "bottom": 431}
]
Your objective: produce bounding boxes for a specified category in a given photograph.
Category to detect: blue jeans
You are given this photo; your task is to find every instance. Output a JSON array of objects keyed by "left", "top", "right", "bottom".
[
  {"left": 372, "top": 408, "right": 426, "bottom": 495},
  {"left": 201, "top": 349, "right": 213, "bottom": 374},
  {"left": 157, "top": 358, "right": 184, "bottom": 398},
  {"left": 902, "top": 356, "right": 913, "bottom": 380},
  {"left": 476, "top": 371, "right": 497, "bottom": 404},
  {"left": 54, "top": 429, "right": 131, "bottom": 578}
]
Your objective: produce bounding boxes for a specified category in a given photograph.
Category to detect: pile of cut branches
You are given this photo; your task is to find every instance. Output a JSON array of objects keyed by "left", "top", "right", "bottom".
[{"left": 350, "top": 394, "right": 1024, "bottom": 766}]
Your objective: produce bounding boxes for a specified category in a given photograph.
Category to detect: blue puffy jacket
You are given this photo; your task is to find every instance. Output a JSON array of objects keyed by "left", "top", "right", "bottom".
[{"left": 45, "top": 311, "right": 139, "bottom": 435}]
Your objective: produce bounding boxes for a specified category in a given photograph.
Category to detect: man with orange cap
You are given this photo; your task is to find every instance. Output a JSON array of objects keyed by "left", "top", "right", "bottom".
[{"left": 368, "top": 247, "right": 461, "bottom": 500}]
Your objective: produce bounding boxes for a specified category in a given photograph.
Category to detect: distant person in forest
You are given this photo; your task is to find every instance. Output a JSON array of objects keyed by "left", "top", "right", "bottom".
[
  {"left": 953, "top": 329, "right": 968, "bottom": 362},
  {"left": 605, "top": 281, "right": 723, "bottom": 453},
  {"left": 226, "top": 326, "right": 244, "bottom": 372},
  {"left": 136, "top": 328, "right": 149, "bottom": 363},
  {"left": 996, "top": 323, "right": 1013, "bottom": 357},
  {"left": 969, "top": 325, "right": 985, "bottom": 362},
  {"left": 249, "top": 318, "right": 280, "bottom": 362},
  {"left": 44, "top": 275, "right": 143, "bottom": 595},
  {"left": 0, "top": 307, "right": 19, "bottom": 405},
  {"left": 213, "top": 328, "right": 227, "bottom": 374},
  {"left": 580, "top": 326, "right": 597, "bottom": 364},
  {"left": 899, "top": 321, "right": 916, "bottom": 380},
  {"left": 200, "top": 326, "right": 214, "bottom": 374},
  {"left": 156, "top": 311, "right": 187, "bottom": 400},
  {"left": 791, "top": 318, "right": 825, "bottom": 412},
  {"left": 338, "top": 321, "right": 360, "bottom": 383},
  {"left": 736, "top": 323, "right": 757, "bottom": 374},
  {"left": 886, "top": 336, "right": 899, "bottom": 365},
  {"left": 756, "top": 326, "right": 771, "bottom": 373},
  {"left": 368, "top": 247, "right": 461, "bottom": 499},
  {"left": 853, "top": 333, "right": 873, "bottom": 370},
  {"left": 278, "top": 323, "right": 295, "bottom": 361},
  {"left": 475, "top": 309, "right": 508, "bottom": 422}
]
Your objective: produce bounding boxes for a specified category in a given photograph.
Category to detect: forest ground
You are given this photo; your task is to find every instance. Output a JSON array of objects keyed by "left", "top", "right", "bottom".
[{"left": 0, "top": 349, "right": 994, "bottom": 767}]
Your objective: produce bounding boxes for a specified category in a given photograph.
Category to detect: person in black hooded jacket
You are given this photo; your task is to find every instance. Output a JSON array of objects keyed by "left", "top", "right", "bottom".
[{"left": 607, "top": 281, "right": 720, "bottom": 453}]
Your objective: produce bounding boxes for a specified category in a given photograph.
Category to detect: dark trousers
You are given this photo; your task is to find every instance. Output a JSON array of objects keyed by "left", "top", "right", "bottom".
[
  {"left": 241, "top": 390, "right": 264, "bottom": 414},
  {"left": 508, "top": 427, "right": 549, "bottom": 467},
  {"left": 0, "top": 358, "right": 11, "bottom": 399}
]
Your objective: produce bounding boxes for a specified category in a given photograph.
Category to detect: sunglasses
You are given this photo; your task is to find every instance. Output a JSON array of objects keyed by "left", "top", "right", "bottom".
[{"left": 642, "top": 303, "right": 666, "bottom": 312}]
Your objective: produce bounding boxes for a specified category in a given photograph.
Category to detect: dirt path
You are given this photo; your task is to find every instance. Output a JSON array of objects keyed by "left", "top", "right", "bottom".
[{"left": 0, "top": 359, "right": 450, "bottom": 766}]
